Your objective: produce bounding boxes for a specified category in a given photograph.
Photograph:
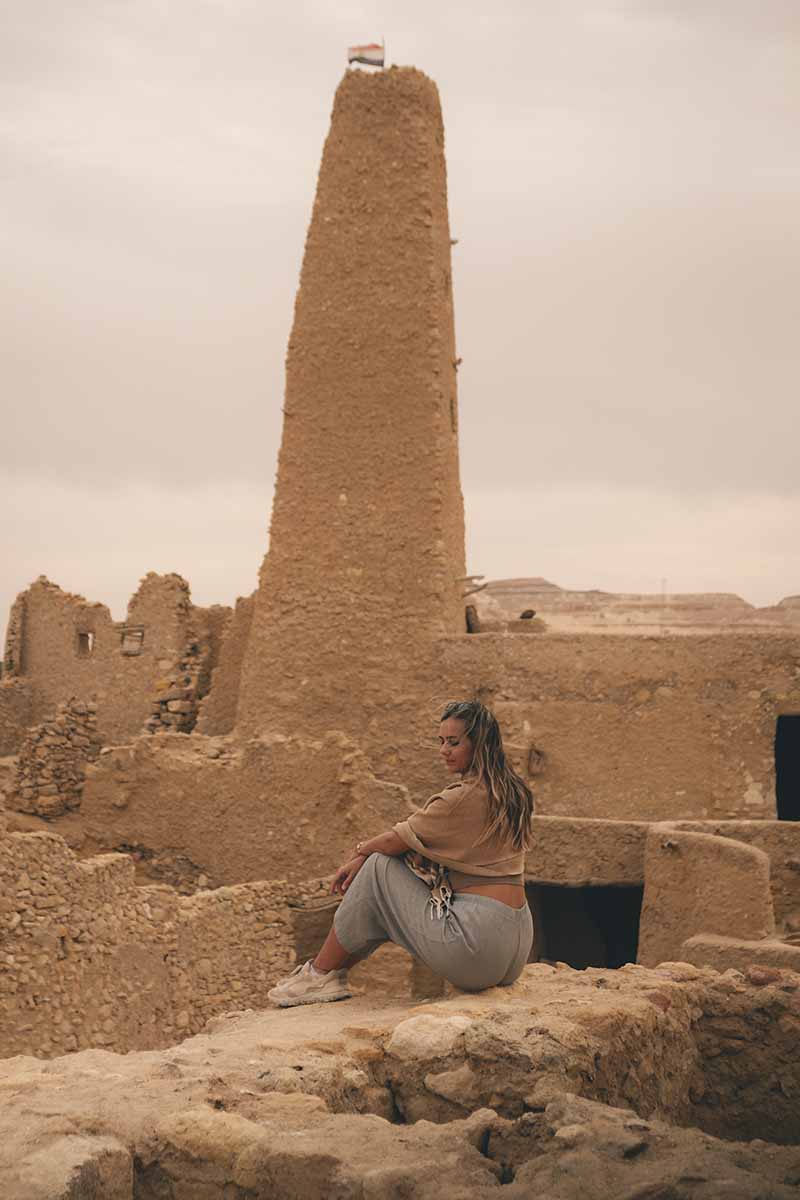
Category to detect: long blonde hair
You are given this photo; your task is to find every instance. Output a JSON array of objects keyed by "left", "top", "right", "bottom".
[{"left": 441, "top": 699, "right": 534, "bottom": 851}]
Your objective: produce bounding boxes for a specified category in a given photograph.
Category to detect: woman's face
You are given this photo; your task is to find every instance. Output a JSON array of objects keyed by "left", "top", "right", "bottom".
[{"left": 438, "top": 717, "right": 474, "bottom": 775}]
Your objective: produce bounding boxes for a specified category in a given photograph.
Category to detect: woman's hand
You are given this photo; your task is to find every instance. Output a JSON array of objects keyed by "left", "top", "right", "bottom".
[{"left": 331, "top": 854, "right": 367, "bottom": 896}]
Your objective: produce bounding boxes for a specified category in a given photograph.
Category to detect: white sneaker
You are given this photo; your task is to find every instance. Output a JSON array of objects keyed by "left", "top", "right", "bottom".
[{"left": 267, "top": 961, "right": 352, "bottom": 1008}]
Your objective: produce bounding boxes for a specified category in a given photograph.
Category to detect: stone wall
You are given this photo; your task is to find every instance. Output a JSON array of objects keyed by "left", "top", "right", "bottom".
[
  {"left": 196, "top": 593, "right": 254, "bottom": 736},
  {"left": 145, "top": 637, "right": 208, "bottom": 734},
  {"left": 637, "top": 827, "right": 775, "bottom": 966},
  {"left": 0, "top": 827, "right": 304, "bottom": 1059},
  {"left": 8, "top": 698, "right": 101, "bottom": 817},
  {"left": 2, "top": 575, "right": 230, "bottom": 748}
]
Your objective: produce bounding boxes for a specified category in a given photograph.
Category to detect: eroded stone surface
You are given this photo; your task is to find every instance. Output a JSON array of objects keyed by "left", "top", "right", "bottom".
[
  {"left": 499, "top": 1094, "right": 800, "bottom": 1200},
  {"left": 3, "top": 964, "right": 800, "bottom": 1198}
]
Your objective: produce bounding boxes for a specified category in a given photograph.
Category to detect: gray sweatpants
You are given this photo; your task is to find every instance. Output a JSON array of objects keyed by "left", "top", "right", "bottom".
[{"left": 333, "top": 853, "right": 533, "bottom": 992}]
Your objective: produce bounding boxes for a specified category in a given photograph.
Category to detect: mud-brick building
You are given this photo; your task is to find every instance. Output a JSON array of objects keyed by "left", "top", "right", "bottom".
[{"left": 0, "top": 573, "right": 231, "bottom": 753}]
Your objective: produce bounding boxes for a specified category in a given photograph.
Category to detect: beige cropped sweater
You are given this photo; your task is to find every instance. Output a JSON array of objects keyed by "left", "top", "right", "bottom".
[{"left": 393, "top": 777, "right": 525, "bottom": 878}]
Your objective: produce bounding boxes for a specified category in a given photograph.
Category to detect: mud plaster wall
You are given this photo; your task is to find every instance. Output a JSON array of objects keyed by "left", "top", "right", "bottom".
[
  {"left": 237, "top": 67, "right": 466, "bottom": 744},
  {"left": 76, "top": 732, "right": 412, "bottom": 888},
  {"left": 4, "top": 576, "right": 230, "bottom": 748},
  {"left": 39, "top": 728, "right": 800, "bottom": 909},
  {"left": 524, "top": 816, "right": 648, "bottom": 884},
  {"left": 437, "top": 631, "right": 800, "bottom": 820},
  {"left": 672, "top": 820, "right": 800, "bottom": 927},
  {"left": 0, "top": 679, "right": 34, "bottom": 756},
  {"left": 196, "top": 594, "right": 255, "bottom": 736},
  {"left": 637, "top": 828, "right": 774, "bottom": 967},
  {"left": 0, "top": 828, "right": 314, "bottom": 1059}
]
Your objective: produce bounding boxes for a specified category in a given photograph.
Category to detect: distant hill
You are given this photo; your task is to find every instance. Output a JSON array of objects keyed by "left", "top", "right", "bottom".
[{"left": 474, "top": 579, "right": 800, "bottom": 635}]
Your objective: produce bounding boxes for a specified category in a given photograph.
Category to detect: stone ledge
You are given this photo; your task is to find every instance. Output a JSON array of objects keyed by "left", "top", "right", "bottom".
[{"left": 681, "top": 932, "right": 800, "bottom": 974}]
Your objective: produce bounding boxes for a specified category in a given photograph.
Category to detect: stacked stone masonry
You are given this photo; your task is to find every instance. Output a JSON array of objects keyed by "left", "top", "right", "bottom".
[
  {"left": 144, "top": 637, "right": 208, "bottom": 734},
  {"left": 0, "top": 826, "right": 327, "bottom": 1058},
  {"left": 9, "top": 698, "right": 101, "bottom": 818}
]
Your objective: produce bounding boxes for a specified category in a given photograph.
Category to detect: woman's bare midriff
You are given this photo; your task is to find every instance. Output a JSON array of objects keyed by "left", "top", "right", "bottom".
[{"left": 455, "top": 883, "right": 527, "bottom": 909}]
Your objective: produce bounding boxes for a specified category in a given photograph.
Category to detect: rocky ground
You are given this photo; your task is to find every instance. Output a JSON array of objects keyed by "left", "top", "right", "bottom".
[{"left": 3, "top": 961, "right": 800, "bottom": 1198}]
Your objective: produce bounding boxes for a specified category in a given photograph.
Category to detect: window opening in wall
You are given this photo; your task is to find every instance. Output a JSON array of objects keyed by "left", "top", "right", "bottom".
[
  {"left": 76, "top": 631, "right": 95, "bottom": 657},
  {"left": 775, "top": 715, "right": 800, "bottom": 820},
  {"left": 526, "top": 883, "right": 643, "bottom": 970},
  {"left": 120, "top": 626, "right": 145, "bottom": 656}
]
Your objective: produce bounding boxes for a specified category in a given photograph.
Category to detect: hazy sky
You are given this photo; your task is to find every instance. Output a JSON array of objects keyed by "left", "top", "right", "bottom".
[{"left": 3, "top": 0, "right": 799, "bottom": 626}]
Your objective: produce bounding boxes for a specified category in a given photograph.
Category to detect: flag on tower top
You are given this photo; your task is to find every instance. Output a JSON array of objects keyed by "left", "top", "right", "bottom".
[{"left": 348, "top": 41, "right": 385, "bottom": 68}]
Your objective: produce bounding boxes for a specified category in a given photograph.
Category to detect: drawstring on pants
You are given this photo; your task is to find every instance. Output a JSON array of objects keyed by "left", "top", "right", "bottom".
[{"left": 402, "top": 852, "right": 453, "bottom": 919}]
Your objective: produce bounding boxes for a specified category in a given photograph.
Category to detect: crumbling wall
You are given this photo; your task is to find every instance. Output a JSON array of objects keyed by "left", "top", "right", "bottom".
[
  {"left": 144, "top": 599, "right": 231, "bottom": 735},
  {"left": 637, "top": 827, "right": 775, "bottom": 966},
  {"left": 0, "top": 828, "right": 302, "bottom": 1058},
  {"left": 0, "top": 678, "right": 34, "bottom": 756},
  {"left": 145, "top": 639, "right": 207, "bottom": 734},
  {"left": 2, "top": 594, "right": 25, "bottom": 676},
  {"left": 8, "top": 698, "right": 100, "bottom": 817},
  {"left": 196, "top": 594, "right": 254, "bottom": 736},
  {"left": 3, "top": 575, "right": 228, "bottom": 746},
  {"left": 197, "top": 603, "right": 233, "bottom": 678},
  {"left": 438, "top": 631, "right": 800, "bottom": 820}
]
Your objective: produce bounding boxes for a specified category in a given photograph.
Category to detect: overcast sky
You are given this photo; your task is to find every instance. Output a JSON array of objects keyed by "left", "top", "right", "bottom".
[{"left": 2, "top": 0, "right": 799, "bottom": 626}]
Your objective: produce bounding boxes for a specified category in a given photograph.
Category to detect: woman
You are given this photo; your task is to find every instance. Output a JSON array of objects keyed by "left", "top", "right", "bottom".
[{"left": 268, "top": 700, "right": 534, "bottom": 1007}]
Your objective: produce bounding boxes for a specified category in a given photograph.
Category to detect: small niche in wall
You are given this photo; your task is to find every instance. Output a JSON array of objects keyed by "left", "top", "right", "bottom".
[
  {"left": 527, "top": 746, "right": 546, "bottom": 776},
  {"left": 120, "top": 626, "right": 145, "bottom": 656},
  {"left": 76, "top": 631, "right": 95, "bottom": 657}
]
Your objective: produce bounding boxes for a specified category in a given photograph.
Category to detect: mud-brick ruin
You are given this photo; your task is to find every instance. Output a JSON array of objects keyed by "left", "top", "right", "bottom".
[{"left": 2, "top": 67, "right": 800, "bottom": 1199}]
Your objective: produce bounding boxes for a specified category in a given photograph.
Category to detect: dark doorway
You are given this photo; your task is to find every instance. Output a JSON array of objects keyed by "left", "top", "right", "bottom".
[
  {"left": 290, "top": 898, "right": 340, "bottom": 962},
  {"left": 526, "top": 883, "right": 643, "bottom": 969},
  {"left": 776, "top": 715, "right": 800, "bottom": 820}
]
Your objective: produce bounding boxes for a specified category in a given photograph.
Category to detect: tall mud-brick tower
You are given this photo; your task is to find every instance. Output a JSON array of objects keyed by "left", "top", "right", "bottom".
[{"left": 237, "top": 68, "right": 466, "bottom": 765}]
